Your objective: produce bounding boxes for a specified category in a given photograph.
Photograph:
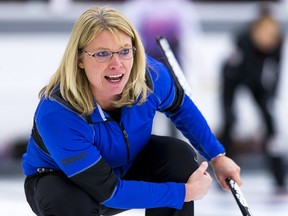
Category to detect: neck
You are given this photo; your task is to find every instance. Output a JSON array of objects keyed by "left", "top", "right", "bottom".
[{"left": 93, "top": 94, "right": 120, "bottom": 111}]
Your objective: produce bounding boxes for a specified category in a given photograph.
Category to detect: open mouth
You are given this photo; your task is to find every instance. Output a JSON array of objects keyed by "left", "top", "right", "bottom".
[{"left": 104, "top": 74, "right": 123, "bottom": 83}]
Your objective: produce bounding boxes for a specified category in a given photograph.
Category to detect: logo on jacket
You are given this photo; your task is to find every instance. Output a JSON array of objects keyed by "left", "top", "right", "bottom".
[{"left": 61, "top": 152, "right": 87, "bottom": 166}]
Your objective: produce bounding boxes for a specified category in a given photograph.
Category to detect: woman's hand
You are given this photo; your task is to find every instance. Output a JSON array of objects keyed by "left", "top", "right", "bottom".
[
  {"left": 184, "top": 161, "right": 212, "bottom": 202},
  {"left": 210, "top": 154, "right": 242, "bottom": 191}
]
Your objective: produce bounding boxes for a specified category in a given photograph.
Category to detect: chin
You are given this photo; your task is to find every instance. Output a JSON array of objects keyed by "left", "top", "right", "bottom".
[{"left": 111, "top": 88, "right": 125, "bottom": 96}]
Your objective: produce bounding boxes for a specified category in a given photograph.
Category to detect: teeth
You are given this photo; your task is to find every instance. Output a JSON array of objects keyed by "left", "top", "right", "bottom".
[
  {"left": 107, "top": 74, "right": 122, "bottom": 78},
  {"left": 105, "top": 74, "right": 123, "bottom": 83}
]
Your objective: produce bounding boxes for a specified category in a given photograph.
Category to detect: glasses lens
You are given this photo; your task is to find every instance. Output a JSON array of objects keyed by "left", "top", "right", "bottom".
[
  {"left": 95, "top": 51, "right": 111, "bottom": 63},
  {"left": 119, "top": 48, "right": 135, "bottom": 60},
  {"left": 90, "top": 47, "right": 136, "bottom": 63}
]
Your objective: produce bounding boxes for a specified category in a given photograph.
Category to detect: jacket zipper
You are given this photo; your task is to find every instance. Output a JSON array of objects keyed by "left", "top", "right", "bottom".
[
  {"left": 106, "top": 117, "right": 130, "bottom": 163},
  {"left": 119, "top": 123, "right": 130, "bottom": 162}
]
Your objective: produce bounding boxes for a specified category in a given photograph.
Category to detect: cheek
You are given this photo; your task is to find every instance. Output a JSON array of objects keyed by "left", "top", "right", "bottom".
[
  {"left": 125, "top": 64, "right": 133, "bottom": 81},
  {"left": 127, "top": 62, "right": 134, "bottom": 74},
  {"left": 84, "top": 67, "right": 103, "bottom": 86}
]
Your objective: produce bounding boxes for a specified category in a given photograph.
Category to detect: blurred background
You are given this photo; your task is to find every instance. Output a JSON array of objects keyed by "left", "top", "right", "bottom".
[{"left": 0, "top": 0, "right": 288, "bottom": 215}]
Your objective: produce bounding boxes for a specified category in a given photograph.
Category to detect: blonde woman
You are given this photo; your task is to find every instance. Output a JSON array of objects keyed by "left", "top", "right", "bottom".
[{"left": 22, "top": 5, "right": 241, "bottom": 216}]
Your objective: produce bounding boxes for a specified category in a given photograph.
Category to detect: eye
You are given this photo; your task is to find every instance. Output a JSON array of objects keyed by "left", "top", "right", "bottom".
[
  {"left": 95, "top": 51, "right": 110, "bottom": 57},
  {"left": 119, "top": 48, "right": 130, "bottom": 56}
]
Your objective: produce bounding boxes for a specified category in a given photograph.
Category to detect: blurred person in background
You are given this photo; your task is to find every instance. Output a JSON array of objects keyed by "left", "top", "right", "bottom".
[
  {"left": 125, "top": 0, "right": 202, "bottom": 138},
  {"left": 219, "top": 4, "right": 286, "bottom": 193},
  {"left": 22, "top": 5, "right": 241, "bottom": 216}
]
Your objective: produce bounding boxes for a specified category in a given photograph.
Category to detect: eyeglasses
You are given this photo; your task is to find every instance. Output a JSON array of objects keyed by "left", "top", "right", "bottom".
[{"left": 84, "top": 47, "right": 136, "bottom": 63}]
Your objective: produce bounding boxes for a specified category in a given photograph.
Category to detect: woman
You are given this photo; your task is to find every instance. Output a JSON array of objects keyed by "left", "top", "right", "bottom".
[
  {"left": 220, "top": 5, "right": 286, "bottom": 192},
  {"left": 22, "top": 6, "right": 241, "bottom": 216}
]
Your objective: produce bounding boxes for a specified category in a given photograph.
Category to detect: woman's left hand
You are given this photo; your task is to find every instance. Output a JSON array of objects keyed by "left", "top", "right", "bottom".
[{"left": 210, "top": 155, "right": 242, "bottom": 191}]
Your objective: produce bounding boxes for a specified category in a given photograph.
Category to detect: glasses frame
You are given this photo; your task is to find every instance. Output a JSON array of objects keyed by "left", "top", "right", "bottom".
[{"left": 83, "top": 47, "right": 136, "bottom": 63}]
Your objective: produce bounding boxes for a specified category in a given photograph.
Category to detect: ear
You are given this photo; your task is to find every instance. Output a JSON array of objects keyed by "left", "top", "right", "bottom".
[{"left": 78, "top": 58, "right": 84, "bottom": 69}]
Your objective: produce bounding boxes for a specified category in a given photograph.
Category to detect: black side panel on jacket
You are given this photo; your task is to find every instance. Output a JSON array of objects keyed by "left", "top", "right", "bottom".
[
  {"left": 31, "top": 119, "right": 51, "bottom": 156},
  {"left": 70, "top": 157, "right": 118, "bottom": 203},
  {"left": 163, "top": 72, "right": 185, "bottom": 114}
]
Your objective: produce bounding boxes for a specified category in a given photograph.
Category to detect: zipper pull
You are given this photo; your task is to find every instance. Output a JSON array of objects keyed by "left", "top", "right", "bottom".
[{"left": 123, "top": 130, "right": 128, "bottom": 139}]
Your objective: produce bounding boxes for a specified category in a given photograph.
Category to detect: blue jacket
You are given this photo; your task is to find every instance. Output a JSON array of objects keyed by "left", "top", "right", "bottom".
[{"left": 22, "top": 56, "right": 225, "bottom": 210}]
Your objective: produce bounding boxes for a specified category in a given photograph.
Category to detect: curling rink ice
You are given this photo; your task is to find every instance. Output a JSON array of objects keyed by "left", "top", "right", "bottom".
[{"left": 1, "top": 170, "right": 288, "bottom": 216}]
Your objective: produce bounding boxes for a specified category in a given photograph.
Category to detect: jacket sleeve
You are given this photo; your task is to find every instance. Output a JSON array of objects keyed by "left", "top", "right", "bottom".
[
  {"left": 147, "top": 56, "right": 225, "bottom": 161},
  {"left": 169, "top": 95, "right": 225, "bottom": 161},
  {"left": 70, "top": 158, "right": 185, "bottom": 209}
]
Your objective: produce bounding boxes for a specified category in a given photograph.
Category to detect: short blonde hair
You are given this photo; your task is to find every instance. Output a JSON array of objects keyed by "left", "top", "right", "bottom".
[{"left": 40, "top": 6, "right": 148, "bottom": 115}]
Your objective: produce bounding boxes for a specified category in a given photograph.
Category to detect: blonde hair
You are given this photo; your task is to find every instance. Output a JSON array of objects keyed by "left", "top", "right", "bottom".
[{"left": 40, "top": 6, "right": 148, "bottom": 115}]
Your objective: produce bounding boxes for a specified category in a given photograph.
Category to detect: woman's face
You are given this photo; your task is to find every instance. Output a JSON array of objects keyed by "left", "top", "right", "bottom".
[
  {"left": 252, "top": 19, "right": 280, "bottom": 52},
  {"left": 79, "top": 30, "right": 134, "bottom": 104}
]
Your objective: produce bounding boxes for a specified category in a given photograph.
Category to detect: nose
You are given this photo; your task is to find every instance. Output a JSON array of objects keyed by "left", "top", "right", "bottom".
[{"left": 109, "top": 53, "right": 122, "bottom": 69}]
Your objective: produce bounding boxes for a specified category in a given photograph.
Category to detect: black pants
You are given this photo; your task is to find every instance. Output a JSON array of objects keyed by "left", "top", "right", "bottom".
[
  {"left": 24, "top": 135, "right": 199, "bottom": 216},
  {"left": 221, "top": 75, "right": 286, "bottom": 188},
  {"left": 221, "top": 77, "right": 274, "bottom": 154}
]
